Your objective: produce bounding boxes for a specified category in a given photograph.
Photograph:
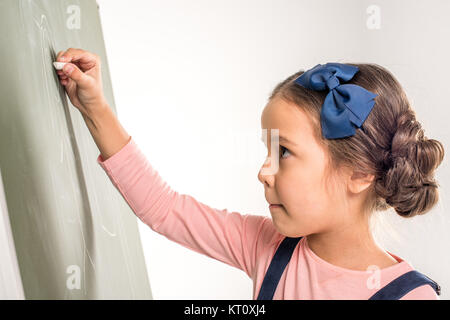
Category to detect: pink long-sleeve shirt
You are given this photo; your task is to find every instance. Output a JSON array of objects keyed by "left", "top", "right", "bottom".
[{"left": 96, "top": 137, "right": 439, "bottom": 300}]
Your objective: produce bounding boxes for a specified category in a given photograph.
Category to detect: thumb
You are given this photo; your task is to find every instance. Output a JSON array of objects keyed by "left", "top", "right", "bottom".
[{"left": 63, "top": 63, "right": 90, "bottom": 88}]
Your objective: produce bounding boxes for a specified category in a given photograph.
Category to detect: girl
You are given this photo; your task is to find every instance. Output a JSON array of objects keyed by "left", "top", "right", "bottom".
[{"left": 55, "top": 48, "right": 444, "bottom": 299}]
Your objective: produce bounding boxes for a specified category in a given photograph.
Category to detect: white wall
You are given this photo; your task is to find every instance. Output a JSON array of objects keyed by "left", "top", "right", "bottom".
[
  {"left": 96, "top": 0, "right": 450, "bottom": 299},
  {"left": 0, "top": 169, "right": 25, "bottom": 299}
]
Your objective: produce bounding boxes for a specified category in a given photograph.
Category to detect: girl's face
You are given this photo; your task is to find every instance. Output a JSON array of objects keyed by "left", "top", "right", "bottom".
[{"left": 258, "top": 97, "right": 346, "bottom": 237}]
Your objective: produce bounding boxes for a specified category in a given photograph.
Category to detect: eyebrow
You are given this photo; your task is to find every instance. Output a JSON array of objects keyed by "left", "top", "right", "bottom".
[
  {"left": 260, "top": 135, "right": 298, "bottom": 147},
  {"left": 279, "top": 136, "right": 298, "bottom": 146}
]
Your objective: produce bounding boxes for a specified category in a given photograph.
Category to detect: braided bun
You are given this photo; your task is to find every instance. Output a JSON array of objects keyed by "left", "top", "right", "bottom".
[{"left": 374, "top": 112, "right": 444, "bottom": 217}]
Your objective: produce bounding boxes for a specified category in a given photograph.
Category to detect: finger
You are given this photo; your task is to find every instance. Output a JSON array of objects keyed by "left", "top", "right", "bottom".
[
  {"left": 58, "top": 48, "right": 85, "bottom": 62},
  {"left": 57, "top": 69, "right": 68, "bottom": 79},
  {"left": 62, "top": 63, "right": 91, "bottom": 88},
  {"left": 56, "top": 50, "right": 65, "bottom": 61},
  {"left": 58, "top": 48, "right": 100, "bottom": 72},
  {"left": 60, "top": 76, "right": 71, "bottom": 85}
]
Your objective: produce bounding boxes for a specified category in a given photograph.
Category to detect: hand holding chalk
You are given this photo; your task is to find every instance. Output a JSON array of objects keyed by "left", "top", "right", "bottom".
[{"left": 55, "top": 48, "right": 108, "bottom": 117}]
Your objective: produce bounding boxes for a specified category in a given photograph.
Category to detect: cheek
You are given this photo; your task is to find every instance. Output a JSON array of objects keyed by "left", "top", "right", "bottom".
[
  {"left": 278, "top": 164, "right": 325, "bottom": 203},
  {"left": 276, "top": 164, "right": 331, "bottom": 222}
]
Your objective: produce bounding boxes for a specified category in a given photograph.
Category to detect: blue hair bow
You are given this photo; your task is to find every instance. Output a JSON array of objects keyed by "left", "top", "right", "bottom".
[{"left": 294, "top": 63, "right": 378, "bottom": 139}]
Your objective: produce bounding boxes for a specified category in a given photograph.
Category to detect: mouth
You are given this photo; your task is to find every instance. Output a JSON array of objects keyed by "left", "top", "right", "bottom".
[{"left": 269, "top": 204, "right": 283, "bottom": 209}]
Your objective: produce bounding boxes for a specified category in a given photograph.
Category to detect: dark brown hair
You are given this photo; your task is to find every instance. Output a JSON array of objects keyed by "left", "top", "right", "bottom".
[{"left": 269, "top": 63, "right": 445, "bottom": 218}]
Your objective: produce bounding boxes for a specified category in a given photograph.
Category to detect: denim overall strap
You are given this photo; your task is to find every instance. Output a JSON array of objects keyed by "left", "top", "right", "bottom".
[
  {"left": 257, "top": 236, "right": 302, "bottom": 300},
  {"left": 368, "top": 270, "right": 441, "bottom": 300}
]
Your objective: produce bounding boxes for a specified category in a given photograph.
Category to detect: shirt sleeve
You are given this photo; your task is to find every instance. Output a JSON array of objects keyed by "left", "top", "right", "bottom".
[
  {"left": 96, "top": 136, "right": 269, "bottom": 279},
  {"left": 400, "top": 284, "right": 440, "bottom": 300}
]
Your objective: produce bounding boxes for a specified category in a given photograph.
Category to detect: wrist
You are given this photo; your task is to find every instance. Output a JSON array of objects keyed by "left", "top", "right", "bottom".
[
  {"left": 81, "top": 102, "right": 131, "bottom": 160},
  {"left": 84, "top": 100, "right": 111, "bottom": 125}
]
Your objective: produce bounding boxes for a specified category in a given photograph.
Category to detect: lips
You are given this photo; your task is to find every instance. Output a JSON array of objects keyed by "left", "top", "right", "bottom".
[{"left": 269, "top": 204, "right": 283, "bottom": 208}]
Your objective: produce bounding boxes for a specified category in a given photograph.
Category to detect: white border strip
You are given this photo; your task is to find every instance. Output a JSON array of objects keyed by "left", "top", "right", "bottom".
[{"left": 0, "top": 168, "right": 25, "bottom": 299}]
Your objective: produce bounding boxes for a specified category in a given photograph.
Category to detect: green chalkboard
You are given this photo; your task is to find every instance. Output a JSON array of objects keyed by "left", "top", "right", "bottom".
[{"left": 0, "top": 0, "right": 152, "bottom": 299}]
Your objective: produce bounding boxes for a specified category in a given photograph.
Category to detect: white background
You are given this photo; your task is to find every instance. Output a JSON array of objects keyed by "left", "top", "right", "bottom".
[{"left": 95, "top": 0, "right": 450, "bottom": 299}]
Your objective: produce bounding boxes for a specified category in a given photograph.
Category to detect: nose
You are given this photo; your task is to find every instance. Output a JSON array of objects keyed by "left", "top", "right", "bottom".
[{"left": 258, "top": 156, "right": 275, "bottom": 187}]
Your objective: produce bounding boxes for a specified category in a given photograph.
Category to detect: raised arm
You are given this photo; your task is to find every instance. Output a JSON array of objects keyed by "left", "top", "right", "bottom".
[
  {"left": 56, "top": 48, "right": 130, "bottom": 160},
  {"left": 56, "top": 47, "right": 273, "bottom": 278},
  {"left": 96, "top": 136, "right": 271, "bottom": 277}
]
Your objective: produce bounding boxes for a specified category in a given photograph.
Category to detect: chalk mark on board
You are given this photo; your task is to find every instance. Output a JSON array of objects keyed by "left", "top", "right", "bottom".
[{"left": 34, "top": 9, "right": 97, "bottom": 297}]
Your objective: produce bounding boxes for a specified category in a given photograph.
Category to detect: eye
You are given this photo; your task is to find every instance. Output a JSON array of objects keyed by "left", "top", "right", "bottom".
[{"left": 280, "top": 145, "right": 291, "bottom": 159}]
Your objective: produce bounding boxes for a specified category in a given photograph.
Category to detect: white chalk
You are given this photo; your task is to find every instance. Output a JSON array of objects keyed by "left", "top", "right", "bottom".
[{"left": 53, "top": 62, "right": 67, "bottom": 70}]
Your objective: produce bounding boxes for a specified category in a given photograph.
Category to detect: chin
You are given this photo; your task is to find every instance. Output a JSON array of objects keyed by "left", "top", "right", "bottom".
[
  {"left": 271, "top": 218, "right": 307, "bottom": 238},
  {"left": 270, "top": 218, "right": 290, "bottom": 237}
]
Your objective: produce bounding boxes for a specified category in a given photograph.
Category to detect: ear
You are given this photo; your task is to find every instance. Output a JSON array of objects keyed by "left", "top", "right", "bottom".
[{"left": 347, "top": 170, "right": 375, "bottom": 194}]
